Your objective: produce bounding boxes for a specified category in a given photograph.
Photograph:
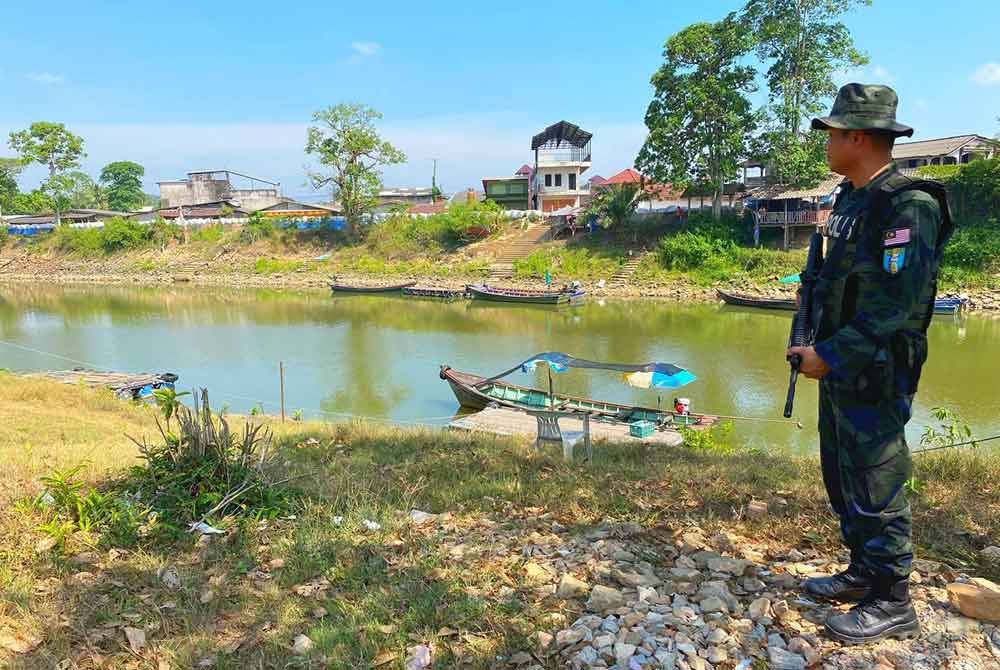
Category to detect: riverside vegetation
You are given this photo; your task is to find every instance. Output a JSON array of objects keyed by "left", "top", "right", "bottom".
[{"left": 2, "top": 374, "right": 1000, "bottom": 667}]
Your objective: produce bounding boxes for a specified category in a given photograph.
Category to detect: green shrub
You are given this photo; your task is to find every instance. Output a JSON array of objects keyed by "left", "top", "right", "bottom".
[
  {"left": 512, "top": 247, "right": 622, "bottom": 280},
  {"left": 149, "top": 217, "right": 182, "bottom": 249},
  {"left": 253, "top": 257, "right": 306, "bottom": 274},
  {"left": 240, "top": 212, "right": 276, "bottom": 244},
  {"left": 101, "top": 217, "right": 151, "bottom": 253},
  {"left": 364, "top": 200, "right": 505, "bottom": 258},
  {"left": 50, "top": 225, "right": 105, "bottom": 255},
  {"left": 0, "top": 225, "right": 8, "bottom": 246},
  {"left": 942, "top": 219, "right": 1000, "bottom": 272},
  {"left": 191, "top": 223, "right": 224, "bottom": 243}
]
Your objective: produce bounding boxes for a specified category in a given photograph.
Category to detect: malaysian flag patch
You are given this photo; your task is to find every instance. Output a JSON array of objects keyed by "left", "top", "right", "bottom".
[{"left": 883, "top": 227, "right": 911, "bottom": 247}]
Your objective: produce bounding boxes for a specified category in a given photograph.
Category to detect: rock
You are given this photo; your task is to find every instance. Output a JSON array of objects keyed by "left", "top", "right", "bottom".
[
  {"left": 158, "top": 565, "right": 181, "bottom": 589},
  {"left": 637, "top": 586, "right": 658, "bottom": 602},
  {"left": 772, "top": 599, "right": 790, "bottom": 618},
  {"left": 509, "top": 651, "right": 533, "bottom": 665},
  {"left": 34, "top": 536, "right": 58, "bottom": 554},
  {"left": 556, "top": 573, "right": 590, "bottom": 599},
  {"left": 747, "top": 500, "right": 768, "bottom": 518},
  {"left": 267, "top": 558, "right": 285, "bottom": 569},
  {"left": 612, "top": 568, "right": 660, "bottom": 588},
  {"left": 0, "top": 631, "right": 42, "bottom": 654},
  {"left": 593, "top": 633, "right": 615, "bottom": 648},
  {"left": 575, "top": 646, "right": 599, "bottom": 665},
  {"left": 768, "top": 646, "right": 807, "bottom": 670},
  {"left": 700, "top": 596, "right": 728, "bottom": 614},
  {"left": 199, "top": 588, "right": 214, "bottom": 604},
  {"left": 707, "top": 646, "right": 728, "bottom": 663},
  {"left": 981, "top": 546, "right": 1000, "bottom": 565},
  {"left": 535, "top": 631, "right": 553, "bottom": 655},
  {"left": 614, "top": 642, "right": 637, "bottom": 666},
  {"left": 740, "top": 576, "right": 766, "bottom": 592},
  {"left": 362, "top": 519, "right": 381, "bottom": 531},
  {"left": 311, "top": 607, "right": 328, "bottom": 619},
  {"left": 409, "top": 509, "right": 436, "bottom": 524},
  {"left": 523, "top": 562, "right": 554, "bottom": 584},
  {"left": 587, "top": 585, "right": 626, "bottom": 612},
  {"left": 291, "top": 634, "right": 313, "bottom": 655},
  {"left": 555, "top": 627, "right": 587, "bottom": 647},
  {"left": 749, "top": 597, "right": 772, "bottom": 620},
  {"left": 404, "top": 644, "right": 432, "bottom": 670},
  {"left": 945, "top": 616, "right": 981, "bottom": 636},
  {"left": 767, "top": 632, "right": 787, "bottom": 649},
  {"left": 706, "top": 556, "right": 750, "bottom": 576},
  {"left": 947, "top": 579, "right": 1000, "bottom": 622},
  {"left": 123, "top": 627, "right": 146, "bottom": 652}
]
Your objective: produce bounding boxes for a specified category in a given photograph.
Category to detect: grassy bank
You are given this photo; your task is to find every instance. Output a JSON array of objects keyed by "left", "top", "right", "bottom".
[{"left": 2, "top": 375, "right": 999, "bottom": 667}]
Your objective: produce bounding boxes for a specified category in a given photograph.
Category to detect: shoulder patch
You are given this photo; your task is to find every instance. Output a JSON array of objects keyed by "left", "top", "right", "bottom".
[
  {"left": 883, "top": 247, "right": 906, "bottom": 275},
  {"left": 883, "top": 227, "right": 912, "bottom": 247}
]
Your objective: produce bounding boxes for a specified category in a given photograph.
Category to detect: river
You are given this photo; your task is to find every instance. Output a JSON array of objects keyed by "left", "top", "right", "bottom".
[{"left": 1, "top": 283, "right": 997, "bottom": 453}]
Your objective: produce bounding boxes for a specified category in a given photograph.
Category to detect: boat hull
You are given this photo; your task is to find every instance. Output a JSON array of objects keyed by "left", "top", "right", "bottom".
[
  {"left": 466, "top": 284, "right": 584, "bottom": 305},
  {"left": 330, "top": 281, "right": 417, "bottom": 293},
  {"left": 439, "top": 366, "right": 712, "bottom": 429},
  {"left": 717, "top": 289, "right": 795, "bottom": 311}
]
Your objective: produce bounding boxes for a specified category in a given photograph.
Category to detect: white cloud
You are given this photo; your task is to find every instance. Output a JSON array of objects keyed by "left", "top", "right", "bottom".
[
  {"left": 0, "top": 116, "right": 647, "bottom": 201},
  {"left": 350, "top": 41, "right": 381, "bottom": 57},
  {"left": 25, "top": 72, "right": 64, "bottom": 84},
  {"left": 971, "top": 62, "right": 1000, "bottom": 86}
]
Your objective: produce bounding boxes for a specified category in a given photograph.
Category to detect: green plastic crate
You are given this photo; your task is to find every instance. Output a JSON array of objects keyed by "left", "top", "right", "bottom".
[{"left": 629, "top": 420, "right": 656, "bottom": 438}]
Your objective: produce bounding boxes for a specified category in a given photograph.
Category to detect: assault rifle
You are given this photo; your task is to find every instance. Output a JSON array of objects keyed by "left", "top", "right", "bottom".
[{"left": 784, "top": 232, "right": 825, "bottom": 418}]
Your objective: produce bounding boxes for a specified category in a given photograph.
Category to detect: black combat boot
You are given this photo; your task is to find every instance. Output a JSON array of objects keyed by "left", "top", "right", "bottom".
[
  {"left": 803, "top": 564, "right": 872, "bottom": 602},
  {"left": 825, "top": 579, "right": 919, "bottom": 645}
]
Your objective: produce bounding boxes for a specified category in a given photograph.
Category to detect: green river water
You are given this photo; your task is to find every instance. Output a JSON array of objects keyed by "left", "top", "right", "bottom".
[{"left": 1, "top": 283, "right": 997, "bottom": 453}]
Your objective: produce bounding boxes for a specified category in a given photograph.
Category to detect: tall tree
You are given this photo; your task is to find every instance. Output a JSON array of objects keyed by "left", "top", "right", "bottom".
[
  {"left": 8, "top": 122, "right": 85, "bottom": 225},
  {"left": 100, "top": 161, "right": 145, "bottom": 212},
  {"left": 50, "top": 170, "right": 106, "bottom": 210},
  {"left": 305, "top": 104, "right": 406, "bottom": 237},
  {"left": 0, "top": 158, "right": 22, "bottom": 216},
  {"left": 637, "top": 18, "right": 757, "bottom": 219},
  {"left": 741, "top": 0, "right": 870, "bottom": 186}
]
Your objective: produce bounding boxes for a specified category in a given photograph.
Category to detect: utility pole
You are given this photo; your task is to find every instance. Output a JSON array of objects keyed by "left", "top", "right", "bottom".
[{"left": 431, "top": 158, "right": 438, "bottom": 202}]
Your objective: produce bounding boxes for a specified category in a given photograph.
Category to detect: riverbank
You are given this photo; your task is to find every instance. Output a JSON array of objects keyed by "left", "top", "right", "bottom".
[
  {"left": 2, "top": 375, "right": 1000, "bottom": 668},
  {"left": 3, "top": 249, "right": 1000, "bottom": 310}
]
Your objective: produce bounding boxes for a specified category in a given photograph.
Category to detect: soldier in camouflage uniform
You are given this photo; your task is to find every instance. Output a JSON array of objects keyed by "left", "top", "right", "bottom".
[{"left": 787, "top": 84, "right": 953, "bottom": 644}]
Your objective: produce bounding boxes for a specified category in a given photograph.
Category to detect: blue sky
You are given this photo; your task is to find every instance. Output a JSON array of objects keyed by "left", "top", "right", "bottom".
[{"left": 2, "top": 0, "right": 999, "bottom": 200}]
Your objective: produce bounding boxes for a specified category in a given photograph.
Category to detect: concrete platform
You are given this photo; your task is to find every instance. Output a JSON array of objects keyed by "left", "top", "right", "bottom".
[{"left": 448, "top": 407, "right": 685, "bottom": 447}]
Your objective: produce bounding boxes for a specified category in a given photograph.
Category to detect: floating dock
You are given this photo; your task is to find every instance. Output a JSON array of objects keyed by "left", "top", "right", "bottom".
[{"left": 448, "top": 407, "right": 684, "bottom": 447}]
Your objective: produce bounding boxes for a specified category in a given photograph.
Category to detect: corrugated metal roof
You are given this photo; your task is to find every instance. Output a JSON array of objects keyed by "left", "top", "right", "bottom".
[
  {"left": 747, "top": 175, "right": 844, "bottom": 201},
  {"left": 892, "top": 134, "right": 994, "bottom": 160},
  {"left": 531, "top": 121, "right": 592, "bottom": 150}
]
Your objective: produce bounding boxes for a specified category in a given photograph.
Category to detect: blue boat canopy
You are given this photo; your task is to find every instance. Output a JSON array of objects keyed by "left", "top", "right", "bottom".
[{"left": 491, "top": 352, "right": 697, "bottom": 389}]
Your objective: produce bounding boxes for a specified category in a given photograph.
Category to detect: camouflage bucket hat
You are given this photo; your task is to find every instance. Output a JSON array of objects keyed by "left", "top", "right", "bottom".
[{"left": 811, "top": 83, "right": 914, "bottom": 138}]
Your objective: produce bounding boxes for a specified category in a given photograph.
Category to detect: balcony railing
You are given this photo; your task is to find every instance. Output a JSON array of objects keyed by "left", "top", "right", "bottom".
[
  {"left": 533, "top": 182, "right": 590, "bottom": 195},
  {"left": 757, "top": 210, "right": 831, "bottom": 226},
  {"left": 536, "top": 140, "right": 592, "bottom": 164}
]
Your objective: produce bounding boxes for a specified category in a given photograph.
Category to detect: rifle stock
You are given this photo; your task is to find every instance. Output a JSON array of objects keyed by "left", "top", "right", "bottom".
[{"left": 784, "top": 232, "right": 825, "bottom": 418}]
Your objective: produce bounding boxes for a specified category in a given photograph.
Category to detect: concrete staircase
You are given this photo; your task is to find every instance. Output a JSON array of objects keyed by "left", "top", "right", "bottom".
[
  {"left": 608, "top": 254, "right": 645, "bottom": 287},
  {"left": 485, "top": 223, "right": 550, "bottom": 281}
]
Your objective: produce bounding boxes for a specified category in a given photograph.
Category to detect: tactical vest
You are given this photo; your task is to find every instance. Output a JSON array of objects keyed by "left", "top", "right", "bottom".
[{"left": 817, "top": 172, "right": 954, "bottom": 396}]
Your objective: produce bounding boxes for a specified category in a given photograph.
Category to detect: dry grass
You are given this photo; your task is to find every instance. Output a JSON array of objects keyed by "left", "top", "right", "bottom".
[{"left": 1, "top": 375, "right": 998, "bottom": 668}]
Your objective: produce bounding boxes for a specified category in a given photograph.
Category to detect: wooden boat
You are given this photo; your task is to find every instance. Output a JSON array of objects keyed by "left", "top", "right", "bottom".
[
  {"left": 933, "top": 296, "right": 968, "bottom": 314},
  {"left": 439, "top": 365, "right": 715, "bottom": 429},
  {"left": 717, "top": 289, "right": 795, "bottom": 311},
  {"left": 719, "top": 289, "right": 969, "bottom": 315},
  {"left": 402, "top": 286, "right": 468, "bottom": 300},
  {"left": 466, "top": 283, "right": 585, "bottom": 305},
  {"left": 329, "top": 280, "right": 416, "bottom": 294}
]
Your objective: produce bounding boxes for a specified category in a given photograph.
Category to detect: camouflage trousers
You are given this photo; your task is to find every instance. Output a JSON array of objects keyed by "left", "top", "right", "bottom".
[{"left": 818, "top": 379, "right": 914, "bottom": 582}]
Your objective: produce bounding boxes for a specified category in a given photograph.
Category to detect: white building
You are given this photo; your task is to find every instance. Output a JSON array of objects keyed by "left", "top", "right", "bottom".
[
  {"left": 530, "top": 121, "right": 592, "bottom": 213},
  {"left": 893, "top": 134, "right": 999, "bottom": 171}
]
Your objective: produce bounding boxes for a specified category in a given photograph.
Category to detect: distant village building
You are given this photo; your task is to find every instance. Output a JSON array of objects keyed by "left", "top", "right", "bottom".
[
  {"left": 158, "top": 170, "right": 281, "bottom": 211},
  {"left": 893, "top": 134, "right": 999, "bottom": 171},
  {"left": 133, "top": 200, "right": 249, "bottom": 224},
  {"left": 377, "top": 187, "right": 436, "bottom": 208},
  {"left": 257, "top": 200, "right": 341, "bottom": 218},
  {"left": 745, "top": 175, "right": 843, "bottom": 249},
  {"left": 531, "top": 121, "right": 593, "bottom": 213},
  {"left": 4, "top": 209, "right": 126, "bottom": 235}
]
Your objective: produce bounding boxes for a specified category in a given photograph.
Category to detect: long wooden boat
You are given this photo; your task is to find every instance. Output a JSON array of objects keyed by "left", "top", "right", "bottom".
[
  {"left": 329, "top": 280, "right": 416, "bottom": 294},
  {"left": 718, "top": 289, "right": 968, "bottom": 314},
  {"left": 402, "top": 286, "right": 468, "bottom": 300},
  {"left": 466, "top": 283, "right": 585, "bottom": 305},
  {"left": 717, "top": 289, "right": 795, "bottom": 311},
  {"left": 439, "top": 365, "right": 714, "bottom": 429}
]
